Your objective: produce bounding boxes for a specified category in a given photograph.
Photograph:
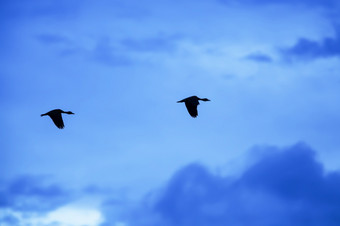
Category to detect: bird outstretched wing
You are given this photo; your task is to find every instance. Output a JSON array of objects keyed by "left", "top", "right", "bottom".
[
  {"left": 50, "top": 113, "right": 64, "bottom": 129},
  {"left": 185, "top": 101, "right": 198, "bottom": 118}
]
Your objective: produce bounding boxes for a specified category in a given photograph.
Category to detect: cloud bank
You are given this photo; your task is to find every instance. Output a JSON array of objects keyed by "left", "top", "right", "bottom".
[{"left": 107, "top": 143, "right": 340, "bottom": 226}]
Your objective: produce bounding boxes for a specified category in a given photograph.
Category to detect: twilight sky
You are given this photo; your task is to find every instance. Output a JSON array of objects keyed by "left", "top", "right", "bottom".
[{"left": 1, "top": 0, "right": 340, "bottom": 225}]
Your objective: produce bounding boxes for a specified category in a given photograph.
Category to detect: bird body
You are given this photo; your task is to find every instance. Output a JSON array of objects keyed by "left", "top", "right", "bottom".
[
  {"left": 41, "top": 109, "right": 74, "bottom": 129},
  {"left": 177, "top": 96, "right": 210, "bottom": 118}
]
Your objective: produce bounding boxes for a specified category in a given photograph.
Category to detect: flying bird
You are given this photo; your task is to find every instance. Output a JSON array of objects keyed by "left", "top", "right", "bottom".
[
  {"left": 177, "top": 96, "right": 210, "bottom": 118},
  {"left": 41, "top": 109, "right": 74, "bottom": 129}
]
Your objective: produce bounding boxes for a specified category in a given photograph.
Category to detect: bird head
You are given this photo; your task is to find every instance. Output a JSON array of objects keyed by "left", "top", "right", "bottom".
[
  {"left": 200, "top": 98, "right": 210, "bottom": 101},
  {"left": 66, "top": 111, "right": 75, "bottom": 114}
]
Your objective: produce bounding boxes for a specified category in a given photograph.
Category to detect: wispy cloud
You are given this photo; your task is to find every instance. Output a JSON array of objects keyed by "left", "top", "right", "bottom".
[
  {"left": 121, "top": 34, "right": 181, "bottom": 53},
  {"left": 244, "top": 52, "right": 273, "bottom": 63},
  {"left": 36, "top": 33, "right": 71, "bottom": 45},
  {"left": 0, "top": 0, "right": 81, "bottom": 21},
  {"left": 107, "top": 143, "right": 340, "bottom": 226}
]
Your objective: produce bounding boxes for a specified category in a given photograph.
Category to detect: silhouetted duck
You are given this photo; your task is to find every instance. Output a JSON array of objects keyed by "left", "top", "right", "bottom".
[
  {"left": 177, "top": 96, "right": 210, "bottom": 118},
  {"left": 41, "top": 109, "right": 74, "bottom": 129}
]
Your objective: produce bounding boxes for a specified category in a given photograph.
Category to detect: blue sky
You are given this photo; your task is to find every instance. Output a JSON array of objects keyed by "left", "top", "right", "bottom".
[{"left": 1, "top": 0, "right": 340, "bottom": 225}]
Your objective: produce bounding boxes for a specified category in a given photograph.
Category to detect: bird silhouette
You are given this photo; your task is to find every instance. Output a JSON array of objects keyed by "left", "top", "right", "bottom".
[
  {"left": 177, "top": 96, "right": 210, "bottom": 118},
  {"left": 41, "top": 109, "right": 74, "bottom": 129}
]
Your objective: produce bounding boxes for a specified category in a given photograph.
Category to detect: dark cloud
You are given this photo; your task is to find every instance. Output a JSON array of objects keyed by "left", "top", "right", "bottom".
[
  {"left": 113, "top": 143, "right": 340, "bottom": 226},
  {"left": 244, "top": 52, "right": 272, "bottom": 63},
  {"left": 0, "top": 175, "right": 73, "bottom": 213},
  {"left": 281, "top": 26, "right": 340, "bottom": 61}
]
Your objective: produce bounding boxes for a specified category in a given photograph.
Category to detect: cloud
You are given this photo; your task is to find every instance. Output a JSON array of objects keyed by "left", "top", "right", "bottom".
[
  {"left": 92, "top": 38, "right": 132, "bottom": 66},
  {"left": 281, "top": 26, "right": 340, "bottom": 61},
  {"left": 0, "top": 175, "right": 109, "bottom": 225},
  {"left": 0, "top": 175, "right": 73, "bottom": 213},
  {"left": 111, "top": 143, "right": 340, "bottom": 226}
]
